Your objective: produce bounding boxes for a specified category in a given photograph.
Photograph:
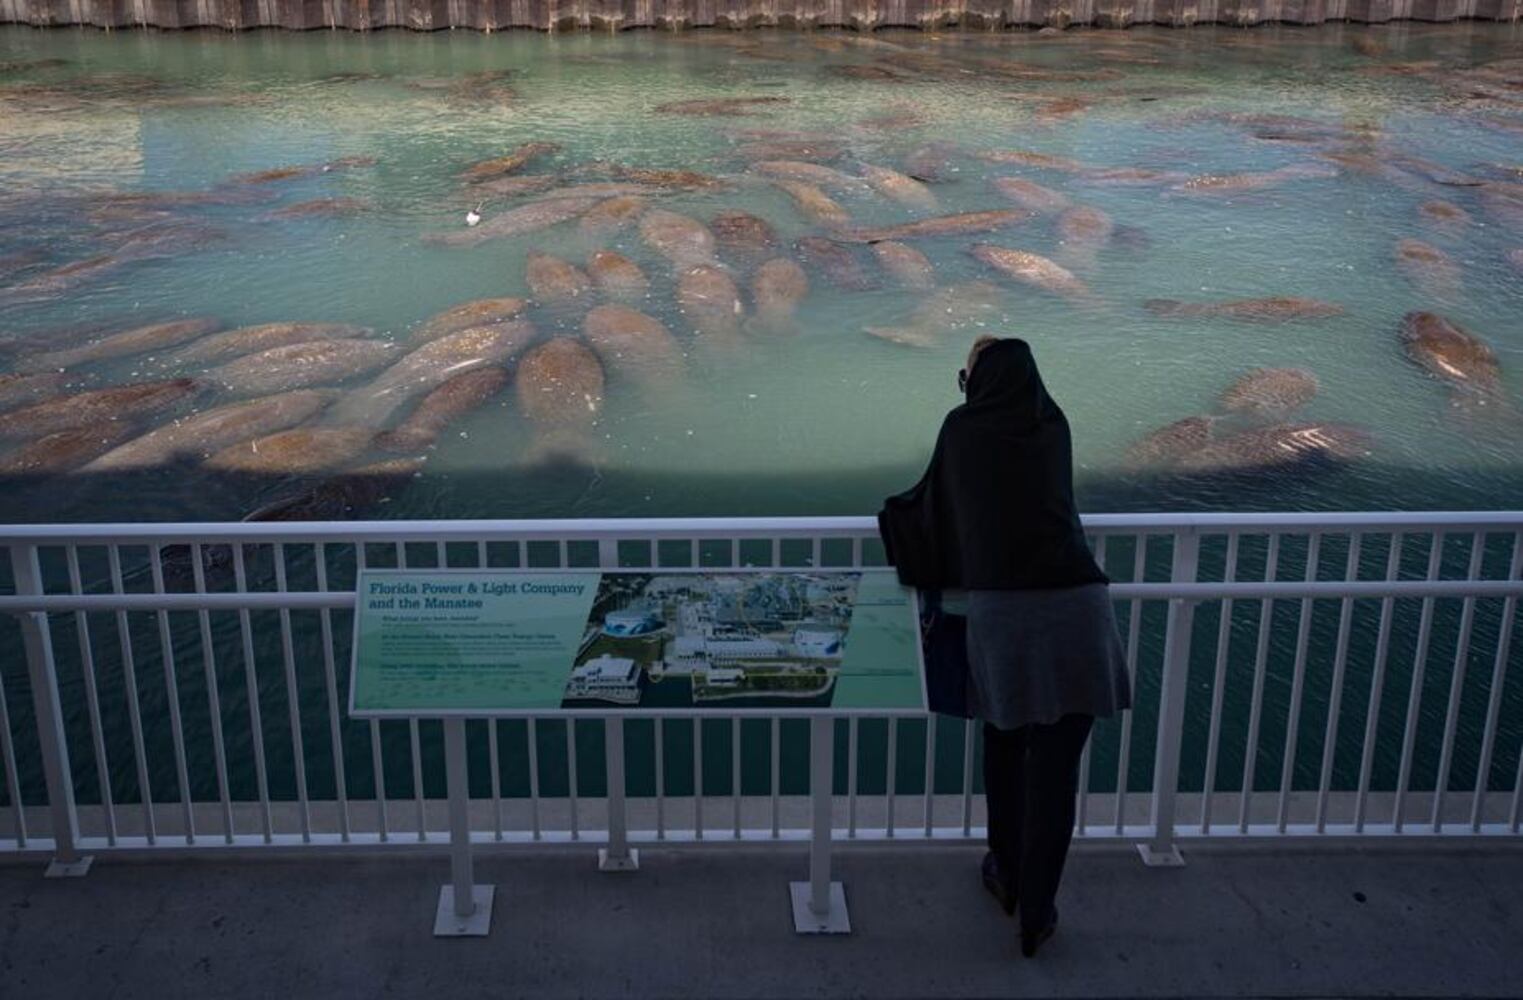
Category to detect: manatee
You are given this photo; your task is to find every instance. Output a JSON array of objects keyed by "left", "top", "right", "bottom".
[
  {"left": 864, "top": 281, "right": 1004, "bottom": 349},
  {"left": 771, "top": 180, "right": 851, "bottom": 226},
  {"left": 1419, "top": 200, "right": 1472, "bottom": 228},
  {"left": 526, "top": 253, "right": 592, "bottom": 305},
  {"left": 573, "top": 196, "right": 646, "bottom": 239},
  {"left": 752, "top": 161, "right": 865, "bottom": 193},
  {"left": 1056, "top": 206, "right": 1115, "bottom": 247},
  {"left": 332, "top": 321, "right": 534, "bottom": 425},
  {"left": 725, "top": 127, "right": 839, "bottom": 143},
  {"left": 423, "top": 196, "right": 601, "bottom": 248},
  {"left": 1481, "top": 184, "right": 1523, "bottom": 231},
  {"left": 588, "top": 251, "right": 649, "bottom": 301},
  {"left": 1395, "top": 238, "right": 1462, "bottom": 296},
  {"left": 15, "top": 318, "right": 221, "bottom": 373},
  {"left": 0, "top": 379, "right": 202, "bottom": 439},
  {"left": 796, "top": 238, "right": 877, "bottom": 291},
  {"left": 1142, "top": 297, "right": 1345, "bottom": 322},
  {"left": 164, "top": 322, "right": 371, "bottom": 366},
  {"left": 711, "top": 211, "right": 778, "bottom": 269},
  {"left": 1509, "top": 248, "right": 1523, "bottom": 273},
  {"left": 374, "top": 368, "right": 510, "bottom": 453},
  {"left": 970, "top": 244, "right": 1090, "bottom": 301},
  {"left": 414, "top": 298, "right": 527, "bottom": 344},
  {"left": 676, "top": 266, "right": 746, "bottom": 342},
  {"left": 206, "top": 427, "right": 379, "bottom": 475},
  {"left": 655, "top": 97, "right": 789, "bottom": 116},
  {"left": 83, "top": 389, "right": 341, "bottom": 471},
  {"left": 834, "top": 210, "right": 1032, "bottom": 244},
  {"left": 515, "top": 337, "right": 606, "bottom": 461},
  {"left": 1398, "top": 311, "right": 1501, "bottom": 394},
  {"left": 1174, "top": 423, "right": 1372, "bottom": 473},
  {"left": 531, "top": 183, "right": 665, "bottom": 201},
  {"left": 1350, "top": 35, "right": 1388, "bottom": 57},
  {"left": 0, "top": 248, "right": 45, "bottom": 281},
  {"left": 903, "top": 142, "right": 959, "bottom": 183},
  {"left": 583, "top": 305, "right": 683, "bottom": 384},
  {"left": 265, "top": 197, "right": 371, "bottom": 220},
  {"left": 1073, "top": 167, "right": 1189, "bottom": 187},
  {"left": 460, "top": 142, "right": 560, "bottom": 183},
  {"left": 0, "top": 372, "right": 85, "bottom": 412},
  {"left": 749, "top": 258, "right": 809, "bottom": 331},
  {"left": 228, "top": 156, "right": 375, "bottom": 185},
  {"left": 872, "top": 241, "right": 935, "bottom": 290},
  {"left": 992, "top": 177, "right": 1072, "bottom": 214},
  {"left": 469, "top": 174, "right": 561, "bottom": 199},
  {"left": 601, "top": 165, "right": 726, "bottom": 191},
  {"left": 242, "top": 458, "right": 424, "bottom": 522},
  {"left": 975, "top": 149, "right": 1088, "bottom": 172},
  {"left": 1035, "top": 96, "right": 1093, "bottom": 122},
  {"left": 1390, "top": 155, "right": 1483, "bottom": 188},
  {"left": 1, "top": 254, "right": 125, "bottom": 299},
  {"left": 735, "top": 140, "right": 845, "bottom": 162},
  {"left": 0, "top": 424, "right": 146, "bottom": 477},
  {"left": 1124, "top": 416, "right": 1216, "bottom": 469},
  {"left": 639, "top": 209, "right": 718, "bottom": 269},
  {"left": 209, "top": 340, "right": 403, "bottom": 397},
  {"left": 1171, "top": 163, "right": 1338, "bottom": 195},
  {"left": 825, "top": 63, "right": 912, "bottom": 83},
  {"left": 858, "top": 164, "right": 938, "bottom": 212},
  {"left": 1219, "top": 368, "right": 1320, "bottom": 417}
]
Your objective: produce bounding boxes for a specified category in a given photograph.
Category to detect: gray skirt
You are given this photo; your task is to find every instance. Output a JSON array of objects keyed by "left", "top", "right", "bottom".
[{"left": 963, "top": 583, "right": 1132, "bottom": 731}]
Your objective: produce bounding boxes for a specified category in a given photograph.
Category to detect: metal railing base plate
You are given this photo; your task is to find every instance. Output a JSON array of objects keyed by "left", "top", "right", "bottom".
[
  {"left": 598, "top": 848, "right": 641, "bottom": 872},
  {"left": 43, "top": 855, "right": 93, "bottom": 878},
  {"left": 434, "top": 885, "right": 494, "bottom": 937},
  {"left": 790, "top": 881, "right": 850, "bottom": 934},
  {"left": 1137, "top": 843, "right": 1186, "bottom": 868}
]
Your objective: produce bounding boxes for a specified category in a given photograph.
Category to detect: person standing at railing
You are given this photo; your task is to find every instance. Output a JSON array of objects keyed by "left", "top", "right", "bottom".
[{"left": 877, "top": 335, "right": 1131, "bottom": 958}]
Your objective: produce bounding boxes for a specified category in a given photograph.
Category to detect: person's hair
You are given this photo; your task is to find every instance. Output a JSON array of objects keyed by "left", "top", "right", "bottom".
[{"left": 966, "top": 335, "right": 1000, "bottom": 375}]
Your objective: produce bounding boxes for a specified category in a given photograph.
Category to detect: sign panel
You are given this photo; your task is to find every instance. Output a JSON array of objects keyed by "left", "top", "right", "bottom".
[{"left": 349, "top": 569, "right": 925, "bottom": 717}]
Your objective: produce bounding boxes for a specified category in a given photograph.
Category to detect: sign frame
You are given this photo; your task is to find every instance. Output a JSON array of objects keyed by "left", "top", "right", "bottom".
[{"left": 347, "top": 566, "right": 928, "bottom": 720}]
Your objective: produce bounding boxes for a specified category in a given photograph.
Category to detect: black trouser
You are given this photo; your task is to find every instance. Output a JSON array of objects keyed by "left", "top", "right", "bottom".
[{"left": 982, "top": 713, "right": 1094, "bottom": 934}]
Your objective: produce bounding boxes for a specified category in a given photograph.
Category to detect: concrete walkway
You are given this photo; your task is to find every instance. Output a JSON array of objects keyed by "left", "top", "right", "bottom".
[{"left": 2, "top": 842, "right": 1520, "bottom": 999}]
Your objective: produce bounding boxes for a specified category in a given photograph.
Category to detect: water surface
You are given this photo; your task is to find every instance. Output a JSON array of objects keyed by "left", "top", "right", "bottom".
[{"left": 1, "top": 25, "right": 1520, "bottom": 522}]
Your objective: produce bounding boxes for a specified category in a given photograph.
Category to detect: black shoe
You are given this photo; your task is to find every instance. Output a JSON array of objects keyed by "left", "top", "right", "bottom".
[
  {"left": 1020, "top": 907, "right": 1058, "bottom": 958},
  {"left": 981, "top": 851, "right": 1017, "bottom": 917}
]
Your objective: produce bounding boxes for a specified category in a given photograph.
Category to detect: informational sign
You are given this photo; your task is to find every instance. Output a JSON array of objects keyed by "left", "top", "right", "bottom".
[{"left": 348, "top": 569, "right": 925, "bottom": 717}]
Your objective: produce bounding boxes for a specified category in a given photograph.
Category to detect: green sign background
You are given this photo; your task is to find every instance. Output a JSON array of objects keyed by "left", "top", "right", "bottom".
[
  {"left": 350, "top": 571, "right": 601, "bottom": 714},
  {"left": 349, "top": 569, "right": 925, "bottom": 717}
]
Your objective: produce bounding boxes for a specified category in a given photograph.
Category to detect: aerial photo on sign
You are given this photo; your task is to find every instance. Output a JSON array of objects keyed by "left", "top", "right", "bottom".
[{"left": 565, "top": 572, "right": 872, "bottom": 710}]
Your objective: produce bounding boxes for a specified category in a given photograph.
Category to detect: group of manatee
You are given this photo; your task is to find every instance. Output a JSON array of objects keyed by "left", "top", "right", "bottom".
[{"left": 1, "top": 37, "right": 1520, "bottom": 517}]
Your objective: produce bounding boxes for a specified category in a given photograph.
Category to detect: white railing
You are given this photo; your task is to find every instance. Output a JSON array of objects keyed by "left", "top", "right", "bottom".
[{"left": 0, "top": 512, "right": 1519, "bottom": 874}]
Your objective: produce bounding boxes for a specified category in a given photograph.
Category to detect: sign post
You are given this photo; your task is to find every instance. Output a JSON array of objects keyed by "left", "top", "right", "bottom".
[
  {"left": 790, "top": 715, "right": 850, "bottom": 934},
  {"left": 436, "top": 717, "right": 494, "bottom": 936},
  {"left": 348, "top": 567, "right": 925, "bottom": 938}
]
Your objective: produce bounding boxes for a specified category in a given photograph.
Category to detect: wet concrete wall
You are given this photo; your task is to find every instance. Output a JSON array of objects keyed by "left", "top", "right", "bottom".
[{"left": 0, "top": 0, "right": 1518, "bottom": 30}]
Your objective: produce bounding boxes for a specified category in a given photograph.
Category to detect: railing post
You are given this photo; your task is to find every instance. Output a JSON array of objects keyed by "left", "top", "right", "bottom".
[
  {"left": 9, "top": 545, "right": 91, "bottom": 877},
  {"left": 434, "top": 717, "right": 492, "bottom": 936},
  {"left": 791, "top": 716, "right": 849, "bottom": 933},
  {"left": 598, "top": 717, "right": 639, "bottom": 870},
  {"left": 1140, "top": 531, "right": 1199, "bottom": 868}
]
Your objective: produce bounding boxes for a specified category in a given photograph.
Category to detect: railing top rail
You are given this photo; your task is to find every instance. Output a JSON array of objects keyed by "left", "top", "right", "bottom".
[
  {"left": 0, "top": 510, "right": 1518, "bottom": 545},
  {"left": 1, "top": 579, "right": 1518, "bottom": 614}
]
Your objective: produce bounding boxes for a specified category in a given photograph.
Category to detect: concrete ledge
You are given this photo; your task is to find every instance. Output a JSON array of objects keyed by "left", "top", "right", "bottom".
[
  {"left": 0, "top": 0, "right": 1519, "bottom": 29},
  {"left": 1, "top": 843, "right": 1520, "bottom": 998}
]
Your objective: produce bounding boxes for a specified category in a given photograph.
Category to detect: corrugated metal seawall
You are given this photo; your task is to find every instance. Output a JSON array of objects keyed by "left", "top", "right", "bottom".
[{"left": 0, "top": 0, "right": 1519, "bottom": 31}]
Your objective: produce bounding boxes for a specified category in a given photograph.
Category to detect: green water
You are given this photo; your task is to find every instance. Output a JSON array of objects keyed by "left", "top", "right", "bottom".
[
  {"left": 0, "top": 25, "right": 1520, "bottom": 818},
  {"left": 1, "top": 25, "right": 1522, "bottom": 519}
]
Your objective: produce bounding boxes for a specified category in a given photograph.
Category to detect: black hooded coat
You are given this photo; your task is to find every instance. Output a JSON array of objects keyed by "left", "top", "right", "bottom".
[{"left": 877, "top": 338, "right": 1107, "bottom": 591}]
